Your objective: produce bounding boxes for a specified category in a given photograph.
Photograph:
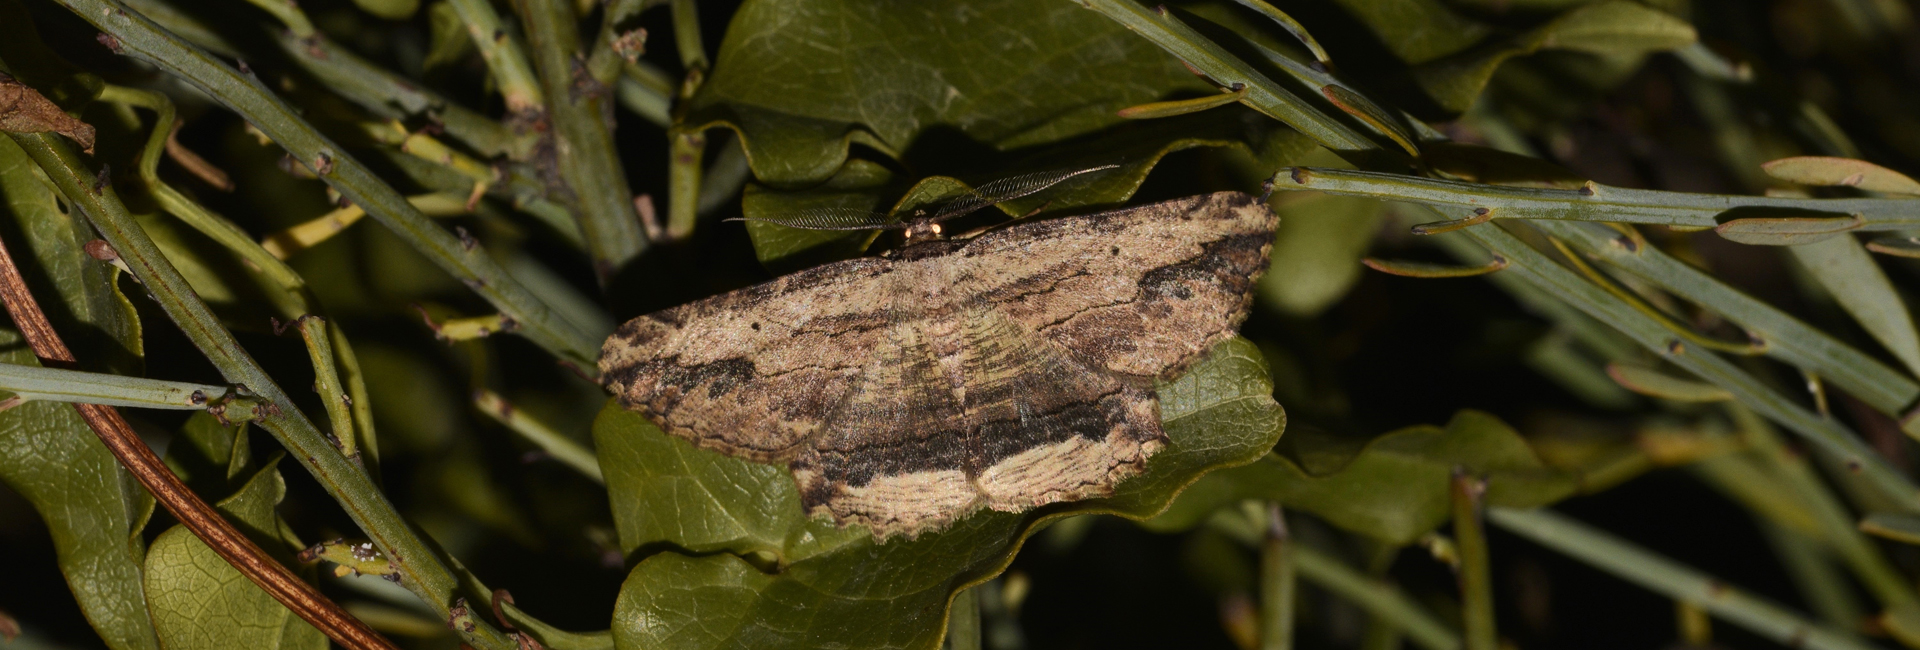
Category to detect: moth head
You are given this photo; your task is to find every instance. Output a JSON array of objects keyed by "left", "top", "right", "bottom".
[{"left": 903, "top": 220, "right": 944, "bottom": 242}]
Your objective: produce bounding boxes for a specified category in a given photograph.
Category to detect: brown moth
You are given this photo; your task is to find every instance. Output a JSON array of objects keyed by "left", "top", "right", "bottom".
[{"left": 600, "top": 179, "right": 1277, "bottom": 540}]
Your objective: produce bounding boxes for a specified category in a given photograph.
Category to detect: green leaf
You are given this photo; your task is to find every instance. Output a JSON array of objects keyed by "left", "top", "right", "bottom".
[
  {"left": 1714, "top": 209, "right": 1863, "bottom": 245},
  {"left": 1605, "top": 363, "right": 1735, "bottom": 402},
  {"left": 143, "top": 456, "right": 327, "bottom": 650},
  {"left": 1788, "top": 235, "right": 1920, "bottom": 378},
  {"left": 685, "top": 0, "right": 1213, "bottom": 185},
  {"left": 1325, "top": 0, "right": 1491, "bottom": 65},
  {"left": 601, "top": 338, "right": 1284, "bottom": 650},
  {"left": 1143, "top": 410, "right": 1575, "bottom": 545},
  {"left": 422, "top": 1, "right": 475, "bottom": 72},
  {"left": 1258, "top": 191, "right": 1385, "bottom": 316},
  {"left": 0, "top": 137, "right": 153, "bottom": 650},
  {"left": 1413, "top": 1, "right": 1695, "bottom": 113},
  {"left": 1762, "top": 156, "right": 1920, "bottom": 195},
  {"left": 740, "top": 109, "right": 1307, "bottom": 268}
]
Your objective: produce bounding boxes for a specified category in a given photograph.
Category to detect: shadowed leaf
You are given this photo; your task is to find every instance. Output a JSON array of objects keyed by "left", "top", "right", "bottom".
[
  {"left": 685, "top": 0, "right": 1213, "bottom": 185},
  {"left": 1413, "top": 1, "right": 1695, "bottom": 113},
  {"left": 1143, "top": 410, "right": 1575, "bottom": 545},
  {"left": 600, "top": 338, "right": 1284, "bottom": 650}
]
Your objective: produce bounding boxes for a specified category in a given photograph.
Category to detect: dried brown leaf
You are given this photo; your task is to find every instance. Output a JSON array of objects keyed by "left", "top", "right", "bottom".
[{"left": 0, "top": 72, "right": 95, "bottom": 154}]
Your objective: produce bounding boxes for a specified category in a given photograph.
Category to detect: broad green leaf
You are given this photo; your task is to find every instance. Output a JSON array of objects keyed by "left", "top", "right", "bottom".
[
  {"left": 143, "top": 456, "right": 326, "bottom": 650},
  {"left": 1789, "top": 235, "right": 1920, "bottom": 378},
  {"left": 740, "top": 108, "right": 1310, "bottom": 268},
  {"left": 602, "top": 338, "right": 1285, "bottom": 650},
  {"left": 1258, "top": 191, "right": 1385, "bottom": 316},
  {"left": 1605, "top": 363, "right": 1735, "bottom": 402},
  {"left": 1762, "top": 156, "right": 1920, "bottom": 195},
  {"left": 686, "top": 0, "right": 1214, "bottom": 185},
  {"left": 0, "top": 137, "right": 153, "bottom": 650},
  {"left": 1143, "top": 410, "right": 1576, "bottom": 545},
  {"left": 1325, "top": 0, "right": 1491, "bottom": 65},
  {"left": 1714, "top": 209, "right": 1864, "bottom": 245},
  {"left": 163, "top": 412, "right": 250, "bottom": 499},
  {"left": 1413, "top": 1, "right": 1695, "bottom": 113}
]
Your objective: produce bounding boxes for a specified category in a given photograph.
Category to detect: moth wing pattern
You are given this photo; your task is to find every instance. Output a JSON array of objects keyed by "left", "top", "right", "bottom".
[
  {"left": 600, "top": 257, "right": 898, "bottom": 463},
  {"left": 952, "top": 191, "right": 1276, "bottom": 379},
  {"left": 600, "top": 191, "right": 1277, "bottom": 540}
]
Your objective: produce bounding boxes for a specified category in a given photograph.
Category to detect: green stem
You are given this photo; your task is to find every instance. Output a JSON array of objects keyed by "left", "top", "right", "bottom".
[
  {"left": 98, "top": 83, "right": 383, "bottom": 475},
  {"left": 448, "top": 0, "right": 545, "bottom": 115},
  {"left": 1270, "top": 167, "right": 1920, "bottom": 231},
  {"left": 1489, "top": 507, "right": 1875, "bottom": 650},
  {"left": 67, "top": 0, "right": 602, "bottom": 369},
  {"left": 9, "top": 132, "right": 516, "bottom": 650},
  {"left": 1543, "top": 219, "right": 1917, "bottom": 426},
  {"left": 0, "top": 362, "right": 231, "bottom": 410},
  {"left": 274, "top": 31, "right": 528, "bottom": 159},
  {"left": 513, "top": 0, "right": 649, "bottom": 282},
  {"left": 1452, "top": 472, "right": 1496, "bottom": 650},
  {"left": 238, "top": 0, "right": 314, "bottom": 38},
  {"left": 297, "top": 316, "right": 359, "bottom": 463},
  {"left": 472, "top": 390, "right": 603, "bottom": 483},
  {"left": 1258, "top": 503, "right": 1295, "bottom": 650},
  {"left": 1294, "top": 546, "right": 1460, "bottom": 650}
]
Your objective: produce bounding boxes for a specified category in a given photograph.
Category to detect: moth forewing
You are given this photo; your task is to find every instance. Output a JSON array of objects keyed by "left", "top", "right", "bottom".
[{"left": 601, "top": 191, "right": 1277, "bottom": 540}]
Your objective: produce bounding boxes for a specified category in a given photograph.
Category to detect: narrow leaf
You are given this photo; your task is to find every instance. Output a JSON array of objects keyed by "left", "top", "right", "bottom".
[
  {"left": 1117, "top": 86, "right": 1248, "bottom": 119},
  {"left": 1363, "top": 256, "right": 1507, "bottom": 278},
  {"left": 1860, "top": 513, "right": 1920, "bottom": 545},
  {"left": 1714, "top": 211, "right": 1862, "bottom": 245},
  {"left": 1762, "top": 156, "right": 1920, "bottom": 195},
  {"left": 1605, "top": 363, "right": 1734, "bottom": 402},
  {"left": 1789, "top": 235, "right": 1920, "bottom": 378}
]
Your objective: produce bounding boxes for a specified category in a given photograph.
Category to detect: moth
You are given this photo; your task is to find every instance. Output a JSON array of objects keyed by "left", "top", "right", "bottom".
[{"left": 600, "top": 168, "right": 1278, "bottom": 539}]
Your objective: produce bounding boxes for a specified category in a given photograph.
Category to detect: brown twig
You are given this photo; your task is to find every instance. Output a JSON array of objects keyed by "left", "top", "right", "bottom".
[{"left": 0, "top": 232, "right": 396, "bottom": 650}]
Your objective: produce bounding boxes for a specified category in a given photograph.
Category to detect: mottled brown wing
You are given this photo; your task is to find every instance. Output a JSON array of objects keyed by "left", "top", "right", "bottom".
[
  {"left": 599, "top": 257, "right": 900, "bottom": 462},
  {"left": 957, "top": 310, "right": 1164, "bottom": 512},
  {"left": 948, "top": 191, "right": 1276, "bottom": 379}
]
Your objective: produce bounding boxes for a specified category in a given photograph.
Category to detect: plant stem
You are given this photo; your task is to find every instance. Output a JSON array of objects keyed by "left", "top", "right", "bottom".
[
  {"left": 1294, "top": 545, "right": 1460, "bottom": 650},
  {"left": 65, "top": 0, "right": 601, "bottom": 369},
  {"left": 472, "top": 390, "right": 603, "bottom": 483},
  {"left": 447, "top": 0, "right": 545, "bottom": 115},
  {"left": 9, "top": 132, "right": 516, "bottom": 650},
  {"left": 1543, "top": 219, "right": 1917, "bottom": 426},
  {"left": 1451, "top": 471, "right": 1496, "bottom": 650},
  {"left": 297, "top": 316, "right": 360, "bottom": 463},
  {"left": 513, "top": 0, "right": 649, "bottom": 281},
  {"left": 1489, "top": 507, "right": 1875, "bottom": 650},
  {"left": 97, "top": 83, "right": 384, "bottom": 477},
  {"left": 0, "top": 228, "right": 396, "bottom": 650},
  {"left": 1258, "top": 503, "right": 1295, "bottom": 650},
  {"left": 1270, "top": 167, "right": 1920, "bottom": 231},
  {"left": 0, "top": 362, "right": 230, "bottom": 410}
]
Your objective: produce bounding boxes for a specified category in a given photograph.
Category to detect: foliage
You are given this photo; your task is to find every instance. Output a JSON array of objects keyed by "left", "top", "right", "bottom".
[{"left": 0, "top": 0, "right": 1917, "bottom": 649}]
